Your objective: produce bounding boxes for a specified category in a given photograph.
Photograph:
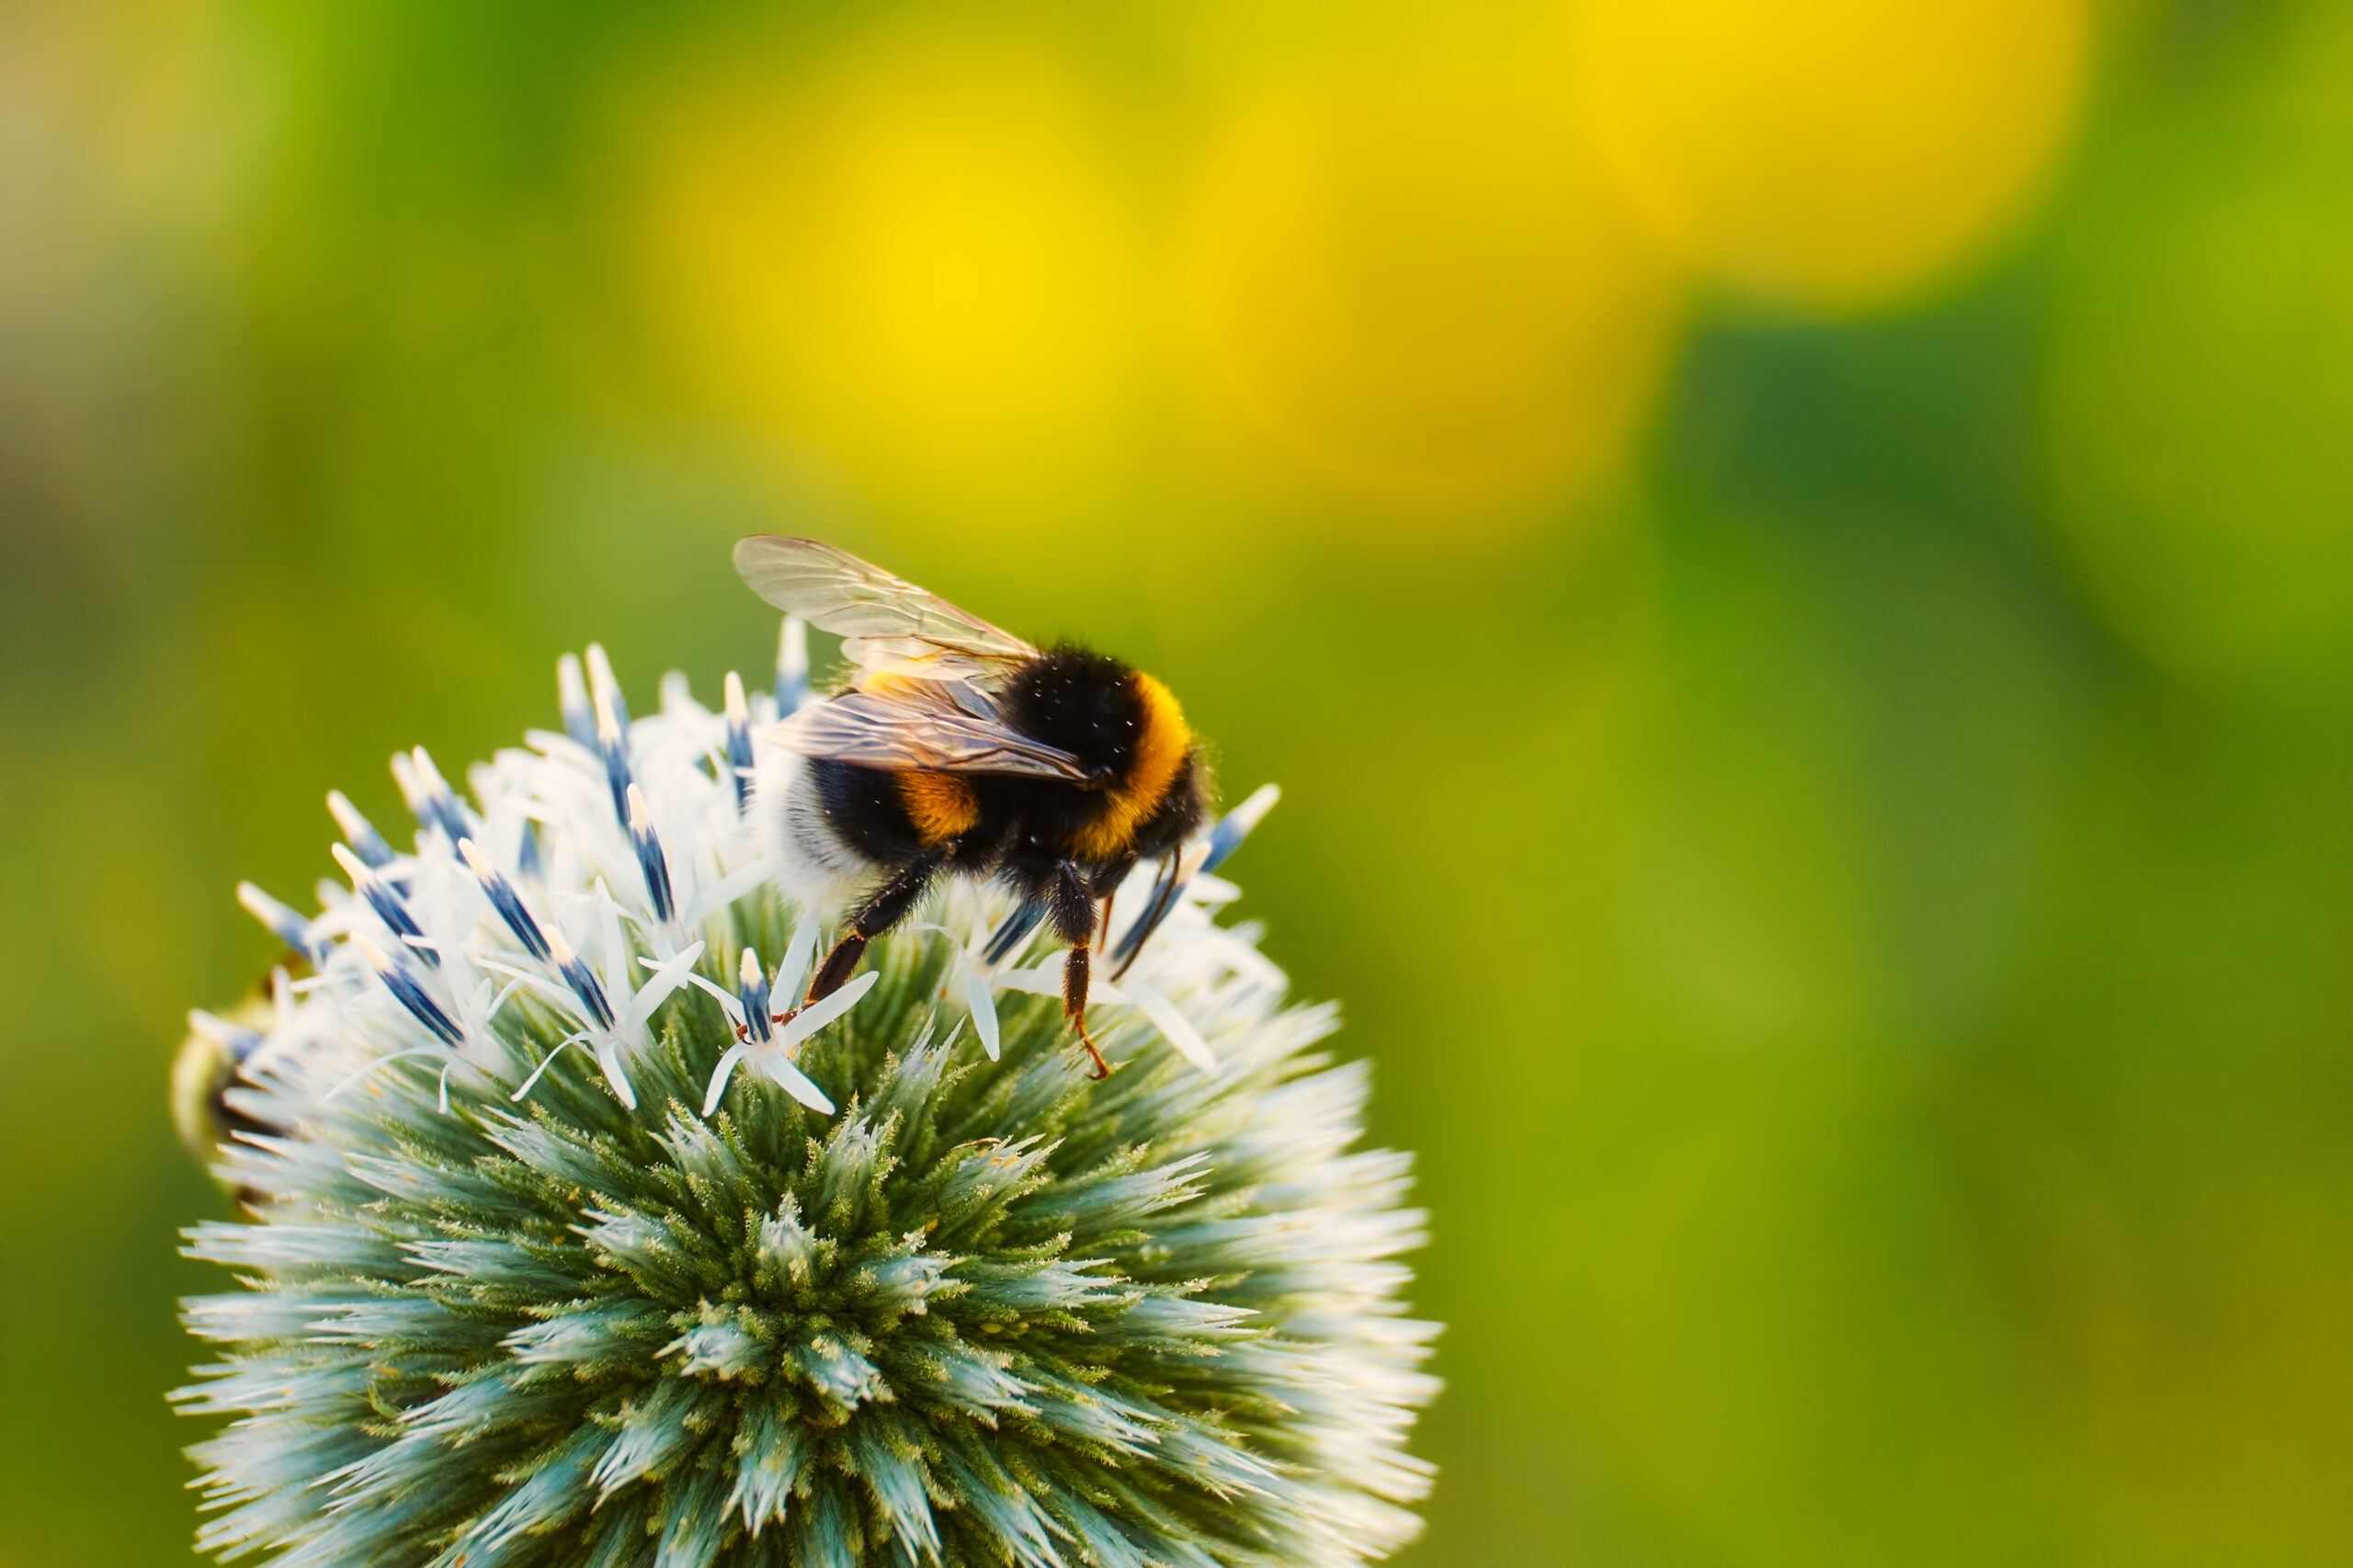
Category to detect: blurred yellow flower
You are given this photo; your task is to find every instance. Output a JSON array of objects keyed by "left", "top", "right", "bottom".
[
  {"left": 1575, "top": 0, "right": 2092, "bottom": 311},
  {"left": 627, "top": 23, "right": 1149, "bottom": 510},
  {"left": 1177, "top": 59, "right": 1682, "bottom": 526}
]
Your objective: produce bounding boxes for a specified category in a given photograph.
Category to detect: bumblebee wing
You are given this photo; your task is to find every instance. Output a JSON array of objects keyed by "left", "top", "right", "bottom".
[
  {"left": 773, "top": 689, "right": 1091, "bottom": 781},
  {"left": 733, "top": 535, "right": 1036, "bottom": 683}
]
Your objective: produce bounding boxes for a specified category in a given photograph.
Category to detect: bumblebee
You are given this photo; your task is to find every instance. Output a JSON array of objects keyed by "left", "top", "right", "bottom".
[
  {"left": 735, "top": 536, "right": 1211, "bottom": 1076},
  {"left": 172, "top": 979, "right": 293, "bottom": 1207}
]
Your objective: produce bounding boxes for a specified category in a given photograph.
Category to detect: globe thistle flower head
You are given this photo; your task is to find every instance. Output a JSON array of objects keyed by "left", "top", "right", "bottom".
[{"left": 176, "top": 634, "right": 1438, "bottom": 1568}]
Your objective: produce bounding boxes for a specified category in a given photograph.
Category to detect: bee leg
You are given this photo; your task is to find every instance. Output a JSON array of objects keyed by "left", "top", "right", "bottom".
[
  {"left": 1064, "top": 945, "right": 1108, "bottom": 1080},
  {"left": 1051, "top": 861, "right": 1109, "bottom": 1079},
  {"left": 806, "top": 846, "right": 953, "bottom": 1006},
  {"left": 1090, "top": 856, "right": 1133, "bottom": 953}
]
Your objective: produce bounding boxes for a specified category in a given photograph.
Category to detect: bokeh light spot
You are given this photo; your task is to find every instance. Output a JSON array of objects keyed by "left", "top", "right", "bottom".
[
  {"left": 1178, "top": 61, "right": 1683, "bottom": 526},
  {"left": 628, "top": 23, "right": 1148, "bottom": 506},
  {"left": 1576, "top": 0, "right": 2092, "bottom": 311}
]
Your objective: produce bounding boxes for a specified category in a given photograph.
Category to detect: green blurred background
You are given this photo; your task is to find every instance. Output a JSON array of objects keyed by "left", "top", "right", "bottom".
[{"left": 8, "top": 0, "right": 2353, "bottom": 1562}]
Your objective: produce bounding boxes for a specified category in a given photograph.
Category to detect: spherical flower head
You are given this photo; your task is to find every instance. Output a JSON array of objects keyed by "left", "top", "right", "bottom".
[{"left": 176, "top": 639, "right": 1438, "bottom": 1568}]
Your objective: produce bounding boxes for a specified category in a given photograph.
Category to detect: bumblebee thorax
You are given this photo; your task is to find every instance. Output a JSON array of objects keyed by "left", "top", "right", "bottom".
[{"left": 999, "top": 647, "right": 1149, "bottom": 783}]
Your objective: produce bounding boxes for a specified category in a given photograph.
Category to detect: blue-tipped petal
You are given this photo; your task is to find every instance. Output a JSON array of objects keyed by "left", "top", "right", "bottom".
[
  {"left": 1108, "top": 869, "right": 1183, "bottom": 971},
  {"left": 187, "top": 1008, "right": 266, "bottom": 1063},
  {"left": 1200, "top": 783, "right": 1279, "bottom": 875},
  {"left": 983, "top": 902, "right": 1047, "bottom": 966},
  {"left": 389, "top": 750, "right": 423, "bottom": 827},
  {"left": 333, "top": 843, "right": 436, "bottom": 968},
  {"left": 355, "top": 936, "right": 464, "bottom": 1049},
  {"left": 591, "top": 678, "right": 632, "bottom": 834},
  {"left": 625, "top": 785, "right": 675, "bottom": 924},
  {"left": 585, "top": 643, "right": 631, "bottom": 732},
  {"left": 557, "top": 653, "right": 596, "bottom": 749},
  {"left": 235, "top": 881, "right": 320, "bottom": 961},
  {"left": 458, "top": 838, "right": 551, "bottom": 961},
  {"left": 405, "top": 747, "right": 473, "bottom": 846},
  {"left": 777, "top": 616, "right": 808, "bottom": 716},
  {"left": 722, "top": 671, "right": 756, "bottom": 812},
  {"left": 545, "top": 928, "right": 616, "bottom": 1031},
  {"left": 1111, "top": 784, "right": 1280, "bottom": 972},
  {"left": 325, "top": 790, "right": 394, "bottom": 869},
  {"left": 737, "top": 946, "right": 772, "bottom": 1044}
]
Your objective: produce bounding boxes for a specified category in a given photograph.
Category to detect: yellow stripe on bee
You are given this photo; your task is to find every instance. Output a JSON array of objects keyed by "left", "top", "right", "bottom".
[
  {"left": 1073, "top": 673, "right": 1191, "bottom": 861},
  {"left": 896, "top": 770, "right": 980, "bottom": 845}
]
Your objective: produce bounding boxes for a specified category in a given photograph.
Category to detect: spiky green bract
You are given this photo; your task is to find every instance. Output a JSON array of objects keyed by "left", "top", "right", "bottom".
[{"left": 176, "top": 647, "right": 1437, "bottom": 1568}]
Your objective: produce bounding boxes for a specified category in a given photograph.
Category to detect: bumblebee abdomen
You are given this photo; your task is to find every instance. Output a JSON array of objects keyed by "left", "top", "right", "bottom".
[
  {"left": 895, "top": 770, "right": 980, "bottom": 845},
  {"left": 798, "top": 757, "right": 982, "bottom": 870},
  {"left": 811, "top": 757, "right": 930, "bottom": 866}
]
